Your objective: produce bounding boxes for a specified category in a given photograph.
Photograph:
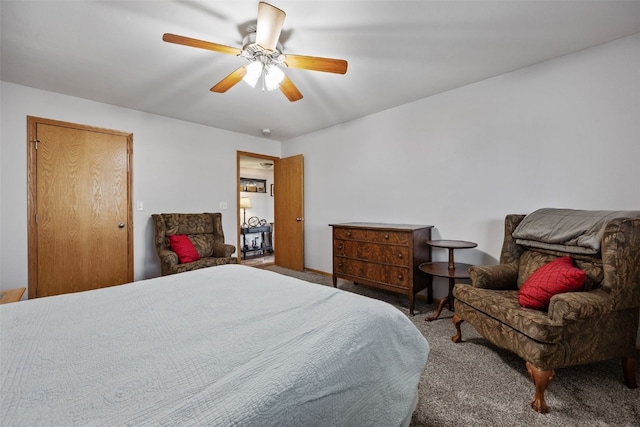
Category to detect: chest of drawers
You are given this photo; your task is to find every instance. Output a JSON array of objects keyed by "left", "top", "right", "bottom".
[{"left": 330, "top": 223, "right": 433, "bottom": 315}]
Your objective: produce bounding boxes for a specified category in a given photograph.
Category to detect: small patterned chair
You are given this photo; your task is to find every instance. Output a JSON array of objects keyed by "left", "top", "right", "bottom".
[
  {"left": 152, "top": 212, "right": 237, "bottom": 276},
  {"left": 452, "top": 211, "right": 640, "bottom": 413}
]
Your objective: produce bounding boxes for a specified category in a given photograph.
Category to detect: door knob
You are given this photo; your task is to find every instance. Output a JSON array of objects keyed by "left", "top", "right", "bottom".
[
  {"left": 118, "top": 222, "right": 125, "bottom": 228},
  {"left": 296, "top": 217, "right": 304, "bottom": 222}
]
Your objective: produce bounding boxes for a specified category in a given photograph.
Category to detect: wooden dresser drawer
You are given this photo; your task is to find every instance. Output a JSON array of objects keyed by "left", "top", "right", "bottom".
[
  {"left": 334, "top": 227, "right": 410, "bottom": 246},
  {"left": 333, "top": 256, "right": 360, "bottom": 276},
  {"left": 333, "top": 239, "right": 354, "bottom": 256},
  {"left": 333, "top": 227, "right": 367, "bottom": 241},
  {"left": 361, "top": 243, "right": 409, "bottom": 265},
  {"left": 334, "top": 240, "right": 409, "bottom": 266},
  {"left": 330, "top": 222, "right": 434, "bottom": 315},
  {"left": 366, "top": 230, "right": 409, "bottom": 245},
  {"left": 385, "top": 266, "right": 411, "bottom": 288},
  {"left": 333, "top": 257, "right": 410, "bottom": 289}
]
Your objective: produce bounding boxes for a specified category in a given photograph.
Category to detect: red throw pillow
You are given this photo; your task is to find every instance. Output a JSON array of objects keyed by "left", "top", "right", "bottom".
[
  {"left": 169, "top": 234, "right": 200, "bottom": 264},
  {"left": 518, "top": 256, "right": 586, "bottom": 310}
]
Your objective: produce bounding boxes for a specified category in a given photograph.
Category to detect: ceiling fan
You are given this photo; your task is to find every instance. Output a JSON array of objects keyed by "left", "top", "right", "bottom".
[{"left": 163, "top": 2, "right": 348, "bottom": 102}]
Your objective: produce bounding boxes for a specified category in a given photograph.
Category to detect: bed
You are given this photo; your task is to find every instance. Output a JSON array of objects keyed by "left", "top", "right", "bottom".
[{"left": 1, "top": 265, "right": 429, "bottom": 426}]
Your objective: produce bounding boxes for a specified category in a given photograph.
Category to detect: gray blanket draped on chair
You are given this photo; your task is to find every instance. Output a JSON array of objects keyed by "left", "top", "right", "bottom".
[{"left": 512, "top": 208, "right": 640, "bottom": 254}]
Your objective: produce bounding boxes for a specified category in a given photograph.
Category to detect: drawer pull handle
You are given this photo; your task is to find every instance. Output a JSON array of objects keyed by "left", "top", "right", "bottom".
[
  {"left": 397, "top": 274, "right": 404, "bottom": 280},
  {"left": 338, "top": 262, "right": 343, "bottom": 268},
  {"left": 338, "top": 244, "right": 343, "bottom": 250},
  {"left": 347, "top": 230, "right": 352, "bottom": 236},
  {"left": 384, "top": 233, "right": 389, "bottom": 239}
]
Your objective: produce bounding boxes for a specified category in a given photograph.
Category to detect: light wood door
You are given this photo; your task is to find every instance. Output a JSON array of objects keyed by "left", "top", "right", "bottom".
[
  {"left": 28, "top": 117, "right": 133, "bottom": 298},
  {"left": 274, "top": 154, "right": 304, "bottom": 271}
]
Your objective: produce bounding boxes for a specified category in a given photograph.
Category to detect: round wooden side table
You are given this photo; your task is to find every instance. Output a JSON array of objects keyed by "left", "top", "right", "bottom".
[{"left": 419, "top": 239, "right": 477, "bottom": 321}]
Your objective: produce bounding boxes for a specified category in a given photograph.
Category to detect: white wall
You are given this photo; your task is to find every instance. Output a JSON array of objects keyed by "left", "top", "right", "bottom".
[
  {"left": 283, "top": 34, "right": 640, "bottom": 343},
  {"left": 0, "top": 82, "right": 280, "bottom": 287}
]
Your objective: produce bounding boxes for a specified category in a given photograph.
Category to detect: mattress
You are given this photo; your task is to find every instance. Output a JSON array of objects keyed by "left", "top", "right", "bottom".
[{"left": 1, "top": 265, "right": 429, "bottom": 426}]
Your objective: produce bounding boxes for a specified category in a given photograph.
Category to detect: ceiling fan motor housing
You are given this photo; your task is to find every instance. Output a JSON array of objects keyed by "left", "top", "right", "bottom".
[{"left": 241, "top": 32, "right": 286, "bottom": 66}]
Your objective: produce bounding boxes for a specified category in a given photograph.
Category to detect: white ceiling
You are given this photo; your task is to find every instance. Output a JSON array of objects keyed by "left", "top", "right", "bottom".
[
  {"left": 2, "top": 1, "right": 639, "bottom": 141},
  {"left": 240, "top": 155, "right": 274, "bottom": 170}
]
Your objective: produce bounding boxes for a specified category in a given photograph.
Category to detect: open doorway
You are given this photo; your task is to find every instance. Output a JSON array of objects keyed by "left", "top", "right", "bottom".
[
  {"left": 237, "top": 152, "right": 277, "bottom": 267},
  {"left": 237, "top": 151, "right": 305, "bottom": 271}
]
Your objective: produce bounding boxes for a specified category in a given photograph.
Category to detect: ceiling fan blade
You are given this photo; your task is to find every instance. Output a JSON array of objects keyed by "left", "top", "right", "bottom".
[
  {"left": 285, "top": 54, "right": 348, "bottom": 74},
  {"left": 163, "top": 33, "right": 242, "bottom": 56},
  {"left": 280, "top": 75, "right": 303, "bottom": 102},
  {"left": 256, "top": 2, "right": 286, "bottom": 51},
  {"left": 211, "top": 67, "right": 248, "bottom": 93}
]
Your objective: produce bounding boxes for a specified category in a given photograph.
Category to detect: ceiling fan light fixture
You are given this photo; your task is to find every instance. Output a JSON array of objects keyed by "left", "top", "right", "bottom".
[
  {"left": 243, "top": 61, "right": 264, "bottom": 88},
  {"left": 243, "top": 61, "right": 284, "bottom": 92},
  {"left": 264, "top": 65, "right": 285, "bottom": 91}
]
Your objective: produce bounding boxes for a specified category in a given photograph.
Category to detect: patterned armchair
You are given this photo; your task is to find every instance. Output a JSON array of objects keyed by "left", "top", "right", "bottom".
[
  {"left": 152, "top": 212, "right": 237, "bottom": 276},
  {"left": 452, "top": 213, "right": 640, "bottom": 413}
]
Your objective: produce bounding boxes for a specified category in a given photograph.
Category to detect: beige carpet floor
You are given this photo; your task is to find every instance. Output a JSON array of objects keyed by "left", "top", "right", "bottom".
[{"left": 263, "top": 265, "right": 640, "bottom": 427}]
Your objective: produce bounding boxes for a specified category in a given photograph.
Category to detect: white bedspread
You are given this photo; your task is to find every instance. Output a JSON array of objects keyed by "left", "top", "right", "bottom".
[{"left": 1, "top": 265, "right": 429, "bottom": 426}]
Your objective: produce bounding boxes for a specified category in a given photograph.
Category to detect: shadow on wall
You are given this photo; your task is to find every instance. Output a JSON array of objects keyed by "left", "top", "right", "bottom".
[{"left": 142, "top": 216, "right": 160, "bottom": 279}]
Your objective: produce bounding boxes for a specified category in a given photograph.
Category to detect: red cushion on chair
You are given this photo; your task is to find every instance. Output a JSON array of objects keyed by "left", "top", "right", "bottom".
[
  {"left": 518, "top": 256, "right": 586, "bottom": 310},
  {"left": 169, "top": 234, "right": 200, "bottom": 264}
]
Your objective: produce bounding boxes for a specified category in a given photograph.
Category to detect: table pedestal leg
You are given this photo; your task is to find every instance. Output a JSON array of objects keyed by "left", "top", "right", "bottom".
[{"left": 425, "top": 277, "right": 455, "bottom": 322}]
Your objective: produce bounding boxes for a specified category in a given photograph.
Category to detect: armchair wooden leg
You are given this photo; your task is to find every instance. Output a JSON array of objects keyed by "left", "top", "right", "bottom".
[
  {"left": 451, "top": 314, "right": 463, "bottom": 343},
  {"left": 526, "top": 362, "right": 555, "bottom": 414},
  {"left": 622, "top": 356, "right": 638, "bottom": 388}
]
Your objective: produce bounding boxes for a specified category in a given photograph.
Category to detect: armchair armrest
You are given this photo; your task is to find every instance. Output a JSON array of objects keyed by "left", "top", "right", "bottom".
[
  {"left": 157, "top": 248, "right": 179, "bottom": 267},
  {"left": 212, "top": 242, "right": 236, "bottom": 258},
  {"left": 548, "top": 288, "right": 613, "bottom": 322},
  {"left": 469, "top": 263, "right": 518, "bottom": 290}
]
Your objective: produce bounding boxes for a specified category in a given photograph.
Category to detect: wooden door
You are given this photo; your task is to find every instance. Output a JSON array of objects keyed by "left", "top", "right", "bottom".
[
  {"left": 274, "top": 154, "right": 304, "bottom": 271},
  {"left": 27, "top": 117, "right": 133, "bottom": 298}
]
